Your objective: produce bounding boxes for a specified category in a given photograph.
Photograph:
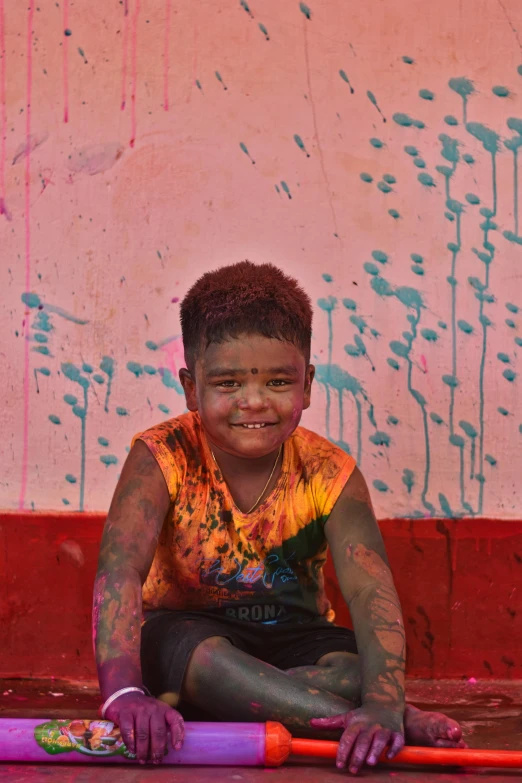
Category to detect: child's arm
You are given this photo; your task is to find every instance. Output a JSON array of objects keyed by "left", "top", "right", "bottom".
[
  {"left": 93, "top": 440, "right": 184, "bottom": 763},
  {"left": 312, "top": 466, "right": 405, "bottom": 771}
]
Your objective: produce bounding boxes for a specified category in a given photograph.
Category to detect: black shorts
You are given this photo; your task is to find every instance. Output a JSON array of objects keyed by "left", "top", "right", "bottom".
[{"left": 140, "top": 610, "right": 357, "bottom": 715}]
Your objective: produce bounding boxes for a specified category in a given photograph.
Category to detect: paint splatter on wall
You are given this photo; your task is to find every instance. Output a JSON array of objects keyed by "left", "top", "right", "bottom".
[{"left": 1, "top": 0, "right": 521, "bottom": 519}]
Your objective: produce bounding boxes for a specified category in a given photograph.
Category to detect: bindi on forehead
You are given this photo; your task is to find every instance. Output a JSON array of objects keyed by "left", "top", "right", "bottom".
[{"left": 251, "top": 368, "right": 258, "bottom": 375}]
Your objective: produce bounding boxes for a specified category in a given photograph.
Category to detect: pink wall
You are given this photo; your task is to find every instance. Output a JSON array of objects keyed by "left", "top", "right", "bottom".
[{"left": 1, "top": 0, "right": 521, "bottom": 519}]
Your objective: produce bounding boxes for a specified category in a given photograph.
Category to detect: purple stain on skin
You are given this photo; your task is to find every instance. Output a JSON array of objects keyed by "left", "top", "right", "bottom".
[
  {"left": 66, "top": 143, "right": 124, "bottom": 175},
  {"left": 171, "top": 297, "right": 179, "bottom": 303}
]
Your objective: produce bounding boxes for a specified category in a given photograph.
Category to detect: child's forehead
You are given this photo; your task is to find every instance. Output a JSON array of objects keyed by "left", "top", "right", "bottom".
[{"left": 199, "top": 334, "right": 305, "bottom": 370}]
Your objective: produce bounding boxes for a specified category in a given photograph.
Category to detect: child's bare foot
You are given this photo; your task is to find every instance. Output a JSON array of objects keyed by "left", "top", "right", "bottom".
[{"left": 404, "top": 704, "right": 467, "bottom": 748}]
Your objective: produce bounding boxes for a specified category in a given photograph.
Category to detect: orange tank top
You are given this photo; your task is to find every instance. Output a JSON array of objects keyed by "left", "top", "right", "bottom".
[{"left": 133, "top": 412, "right": 355, "bottom": 623}]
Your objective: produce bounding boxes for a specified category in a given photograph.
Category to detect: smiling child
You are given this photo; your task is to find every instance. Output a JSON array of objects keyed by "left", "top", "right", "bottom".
[{"left": 93, "top": 261, "right": 465, "bottom": 773}]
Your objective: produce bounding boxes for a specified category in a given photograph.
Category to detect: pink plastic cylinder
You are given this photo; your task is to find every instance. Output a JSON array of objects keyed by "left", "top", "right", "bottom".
[{"left": 0, "top": 719, "right": 266, "bottom": 766}]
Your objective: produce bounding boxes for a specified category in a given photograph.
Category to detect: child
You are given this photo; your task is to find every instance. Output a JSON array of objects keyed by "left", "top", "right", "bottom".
[{"left": 93, "top": 262, "right": 465, "bottom": 774}]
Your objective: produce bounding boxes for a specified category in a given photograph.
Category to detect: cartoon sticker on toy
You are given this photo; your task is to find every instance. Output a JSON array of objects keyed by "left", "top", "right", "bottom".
[{"left": 35, "top": 719, "right": 134, "bottom": 757}]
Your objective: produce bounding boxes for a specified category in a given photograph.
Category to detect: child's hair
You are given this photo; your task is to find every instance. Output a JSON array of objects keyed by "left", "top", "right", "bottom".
[{"left": 180, "top": 261, "right": 313, "bottom": 370}]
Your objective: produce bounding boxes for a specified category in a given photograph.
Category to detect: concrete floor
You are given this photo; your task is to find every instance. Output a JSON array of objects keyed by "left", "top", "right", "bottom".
[{"left": 1, "top": 679, "right": 522, "bottom": 781}]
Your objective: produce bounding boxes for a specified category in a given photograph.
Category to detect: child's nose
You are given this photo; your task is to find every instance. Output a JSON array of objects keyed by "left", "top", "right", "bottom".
[{"left": 237, "top": 387, "right": 269, "bottom": 410}]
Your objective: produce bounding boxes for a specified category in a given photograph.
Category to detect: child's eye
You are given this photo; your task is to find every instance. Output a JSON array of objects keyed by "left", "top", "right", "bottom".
[
  {"left": 267, "top": 379, "right": 291, "bottom": 387},
  {"left": 216, "top": 380, "right": 240, "bottom": 388}
]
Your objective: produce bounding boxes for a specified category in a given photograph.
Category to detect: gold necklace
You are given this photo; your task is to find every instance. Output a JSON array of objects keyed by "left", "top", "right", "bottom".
[{"left": 210, "top": 444, "right": 282, "bottom": 514}]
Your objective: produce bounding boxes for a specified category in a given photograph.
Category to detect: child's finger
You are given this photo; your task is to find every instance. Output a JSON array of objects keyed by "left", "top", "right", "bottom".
[
  {"left": 166, "top": 710, "right": 185, "bottom": 750},
  {"left": 309, "top": 713, "right": 346, "bottom": 730},
  {"left": 366, "top": 729, "right": 392, "bottom": 765},
  {"left": 386, "top": 731, "right": 405, "bottom": 759},
  {"left": 341, "top": 728, "right": 369, "bottom": 773}
]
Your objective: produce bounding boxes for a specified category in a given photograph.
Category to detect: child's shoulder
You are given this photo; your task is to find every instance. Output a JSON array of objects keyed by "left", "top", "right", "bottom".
[
  {"left": 132, "top": 411, "right": 202, "bottom": 453},
  {"left": 291, "top": 425, "right": 356, "bottom": 468}
]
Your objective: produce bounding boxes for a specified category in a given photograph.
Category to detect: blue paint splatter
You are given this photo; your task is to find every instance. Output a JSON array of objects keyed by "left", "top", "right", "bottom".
[
  {"left": 294, "top": 134, "right": 310, "bottom": 157},
  {"left": 127, "top": 361, "right": 143, "bottom": 378},
  {"left": 448, "top": 77, "right": 475, "bottom": 123},
  {"left": 421, "top": 328, "right": 437, "bottom": 341},
  {"left": 100, "top": 356, "right": 115, "bottom": 412},
  {"left": 100, "top": 454, "right": 118, "bottom": 467},
  {"left": 492, "top": 85, "right": 510, "bottom": 97},
  {"left": 360, "top": 172, "right": 373, "bottom": 183},
  {"left": 367, "top": 90, "right": 386, "bottom": 122},
  {"left": 465, "top": 193, "right": 480, "bottom": 205},
  {"left": 370, "top": 138, "right": 384, "bottom": 148},
  {"left": 62, "top": 362, "right": 90, "bottom": 512},
  {"left": 402, "top": 469, "right": 415, "bottom": 493},
  {"left": 418, "top": 172, "right": 436, "bottom": 187},
  {"left": 339, "top": 69, "right": 354, "bottom": 94},
  {"left": 419, "top": 89, "right": 434, "bottom": 100},
  {"left": 258, "top": 23, "right": 270, "bottom": 40},
  {"left": 48, "top": 414, "right": 61, "bottom": 425},
  {"left": 369, "top": 431, "right": 390, "bottom": 447},
  {"left": 373, "top": 479, "right": 389, "bottom": 492},
  {"left": 215, "top": 71, "right": 227, "bottom": 90},
  {"left": 457, "top": 320, "right": 473, "bottom": 334},
  {"left": 281, "top": 181, "right": 292, "bottom": 199},
  {"left": 299, "top": 2, "right": 311, "bottom": 19},
  {"left": 239, "top": 142, "right": 255, "bottom": 164}
]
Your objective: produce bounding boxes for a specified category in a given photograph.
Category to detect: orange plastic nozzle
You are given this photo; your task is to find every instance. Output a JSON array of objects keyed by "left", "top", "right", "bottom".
[
  {"left": 265, "top": 721, "right": 292, "bottom": 767},
  {"left": 289, "top": 738, "right": 522, "bottom": 769}
]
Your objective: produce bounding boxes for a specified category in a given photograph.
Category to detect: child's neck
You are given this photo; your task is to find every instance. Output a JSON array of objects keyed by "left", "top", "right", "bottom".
[{"left": 209, "top": 441, "right": 281, "bottom": 479}]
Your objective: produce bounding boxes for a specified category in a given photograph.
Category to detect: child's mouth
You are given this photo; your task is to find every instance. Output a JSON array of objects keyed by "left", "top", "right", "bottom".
[{"left": 232, "top": 422, "right": 275, "bottom": 429}]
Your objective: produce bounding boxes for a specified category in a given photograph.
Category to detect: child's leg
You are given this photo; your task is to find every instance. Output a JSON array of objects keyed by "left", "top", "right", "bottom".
[
  {"left": 287, "top": 651, "right": 466, "bottom": 749},
  {"left": 285, "top": 650, "right": 361, "bottom": 703},
  {"left": 182, "top": 635, "right": 354, "bottom": 734},
  {"left": 183, "top": 637, "right": 465, "bottom": 747}
]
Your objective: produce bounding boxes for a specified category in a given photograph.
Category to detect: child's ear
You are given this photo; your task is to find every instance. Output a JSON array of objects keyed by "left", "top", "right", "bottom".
[
  {"left": 179, "top": 368, "right": 198, "bottom": 411},
  {"left": 303, "top": 364, "right": 315, "bottom": 410}
]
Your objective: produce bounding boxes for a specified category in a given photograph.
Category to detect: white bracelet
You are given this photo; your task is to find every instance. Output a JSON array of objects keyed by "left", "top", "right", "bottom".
[{"left": 101, "top": 686, "right": 145, "bottom": 718}]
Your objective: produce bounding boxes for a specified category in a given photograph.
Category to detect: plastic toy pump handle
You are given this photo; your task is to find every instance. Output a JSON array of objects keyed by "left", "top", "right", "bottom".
[{"left": 289, "top": 738, "right": 522, "bottom": 769}]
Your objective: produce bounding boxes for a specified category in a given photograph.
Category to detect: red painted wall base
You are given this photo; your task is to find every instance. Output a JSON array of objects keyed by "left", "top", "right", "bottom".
[{"left": 1, "top": 512, "right": 521, "bottom": 680}]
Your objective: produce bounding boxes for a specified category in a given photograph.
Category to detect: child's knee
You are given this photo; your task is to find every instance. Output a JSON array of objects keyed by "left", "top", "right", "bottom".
[
  {"left": 316, "top": 651, "right": 359, "bottom": 671},
  {"left": 188, "top": 635, "right": 232, "bottom": 669}
]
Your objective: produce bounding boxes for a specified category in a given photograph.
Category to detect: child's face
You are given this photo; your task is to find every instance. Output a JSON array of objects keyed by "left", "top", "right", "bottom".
[{"left": 180, "top": 333, "right": 315, "bottom": 458}]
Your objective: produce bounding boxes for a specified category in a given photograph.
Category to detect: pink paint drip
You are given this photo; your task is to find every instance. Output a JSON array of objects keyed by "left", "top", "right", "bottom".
[
  {"left": 121, "top": 0, "right": 129, "bottom": 111},
  {"left": 0, "top": 0, "right": 10, "bottom": 220},
  {"left": 62, "top": 0, "right": 69, "bottom": 122},
  {"left": 164, "top": 0, "right": 171, "bottom": 110},
  {"left": 129, "top": 0, "right": 140, "bottom": 147},
  {"left": 19, "top": 0, "right": 34, "bottom": 510}
]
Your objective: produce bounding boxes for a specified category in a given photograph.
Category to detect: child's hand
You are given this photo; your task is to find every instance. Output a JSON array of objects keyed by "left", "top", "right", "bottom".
[
  {"left": 105, "top": 691, "right": 184, "bottom": 764},
  {"left": 310, "top": 705, "right": 404, "bottom": 774}
]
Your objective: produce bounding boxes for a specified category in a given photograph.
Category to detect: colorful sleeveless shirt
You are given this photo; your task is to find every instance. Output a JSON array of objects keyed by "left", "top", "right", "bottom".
[{"left": 133, "top": 412, "right": 356, "bottom": 623}]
